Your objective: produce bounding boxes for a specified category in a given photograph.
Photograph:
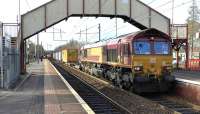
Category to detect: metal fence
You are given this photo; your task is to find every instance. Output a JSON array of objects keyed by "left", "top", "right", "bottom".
[
  {"left": 0, "top": 22, "right": 20, "bottom": 89},
  {"left": 188, "top": 59, "right": 200, "bottom": 71}
]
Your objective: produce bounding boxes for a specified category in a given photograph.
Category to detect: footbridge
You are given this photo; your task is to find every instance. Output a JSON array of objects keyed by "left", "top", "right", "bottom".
[{"left": 21, "top": 0, "right": 170, "bottom": 40}]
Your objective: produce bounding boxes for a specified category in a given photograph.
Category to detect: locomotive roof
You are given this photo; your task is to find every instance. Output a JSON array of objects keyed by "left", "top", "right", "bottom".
[
  {"left": 81, "top": 33, "right": 133, "bottom": 49},
  {"left": 81, "top": 40, "right": 107, "bottom": 49},
  {"left": 133, "top": 28, "right": 170, "bottom": 40},
  {"left": 81, "top": 28, "right": 170, "bottom": 49}
]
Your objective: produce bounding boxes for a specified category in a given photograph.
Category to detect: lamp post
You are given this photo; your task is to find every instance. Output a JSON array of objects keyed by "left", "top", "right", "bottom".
[{"left": 171, "top": 0, "right": 174, "bottom": 25}]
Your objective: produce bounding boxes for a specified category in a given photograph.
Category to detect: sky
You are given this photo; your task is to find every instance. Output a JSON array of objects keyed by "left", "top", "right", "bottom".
[{"left": 0, "top": 0, "right": 199, "bottom": 50}]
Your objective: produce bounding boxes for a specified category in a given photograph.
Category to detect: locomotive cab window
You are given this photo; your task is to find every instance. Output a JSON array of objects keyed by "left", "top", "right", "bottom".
[
  {"left": 133, "top": 38, "right": 171, "bottom": 55},
  {"left": 124, "top": 44, "right": 130, "bottom": 56},
  {"left": 154, "top": 41, "right": 170, "bottom": 54},
  {"left": 133, "top": 41, "right": 151, "bottom": 55}
]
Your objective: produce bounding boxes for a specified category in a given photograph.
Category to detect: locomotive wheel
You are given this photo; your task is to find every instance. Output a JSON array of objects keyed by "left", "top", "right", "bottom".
[
  {"left": 102, "top": 71, "right": 106, "bottom": 78},
  {"left": 130, "top": 85, "right": 135, "bottom": 92},
  {"left": 111, "top": 79, "right": 116, "bottom": 85},
  {"left": 118, "top": 82, "right": 123, "bottom": 89},
  {"left": 120, "top": 81, "right": 127, "bottom": 89},
  {"left": 123, "top": 82, "right": 131, "bottom": 90}
]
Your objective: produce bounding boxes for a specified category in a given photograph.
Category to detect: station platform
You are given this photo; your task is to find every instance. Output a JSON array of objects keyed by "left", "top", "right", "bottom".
[
  {"left": 172, "top": 70, "right": 200, "bottom": 85},
  {"left": 0, "top": 60, "right": 93, "bottom": 114},
  {"left": 173, "top": 70, "right": 200, "bottom": 105}
]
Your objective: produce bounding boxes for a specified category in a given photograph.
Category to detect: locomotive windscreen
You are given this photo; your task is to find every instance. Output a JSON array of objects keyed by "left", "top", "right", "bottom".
[
  {"left": 134, "top": 41, "right": 151, "bottom": 54},
  {"left": 154, "top": 41, "right": 170, "bottom": 54},
  {"left": 133, "top": 38, "right": 170, "bottom": 55}
]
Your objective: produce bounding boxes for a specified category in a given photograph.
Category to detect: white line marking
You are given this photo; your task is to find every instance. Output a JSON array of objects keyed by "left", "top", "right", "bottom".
[
  {"left": 176, "top": 78, "right": 200, "bottom": 86},
  {"left": 49, "top": 61, "right": 95, "bottom": 114}
]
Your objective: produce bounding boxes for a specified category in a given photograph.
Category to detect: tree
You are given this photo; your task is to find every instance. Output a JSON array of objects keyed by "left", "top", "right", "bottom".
[
  {"left": 187, "top": 0, "right": 200, "bottom": 21},
  {"left": 187, "top": 0, "right": 200, "bottom": 35},
  {"left": 27, "top": 41, "right": 45, "bottom": 62},
  {"left": 186, "top": 0, "right": 200, "bottom": 58},
  {"left": 187, "top": 20, "right": 200, "bottom": 37},
  {"left": 54, "top": 39, "right": 83, "bottom": 51}
]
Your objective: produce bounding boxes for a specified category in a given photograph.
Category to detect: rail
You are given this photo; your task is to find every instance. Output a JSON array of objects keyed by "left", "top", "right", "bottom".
[
  {"left": 51, "top": 60, "right": 131, "bottom": 114},
  {"left": 52, "top": 59, "right": 200, "bottom": 114}
]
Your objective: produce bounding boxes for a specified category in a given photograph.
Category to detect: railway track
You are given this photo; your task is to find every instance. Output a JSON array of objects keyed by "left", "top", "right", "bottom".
[
  {"left": 144, "top": 95, "right": 200, "bottom": 114},
  {"left": 52, "top": 61, "right": 131, "bottom": 114},
  {"left": 52, "top": 60, "right": 200, "bottom": 114}
]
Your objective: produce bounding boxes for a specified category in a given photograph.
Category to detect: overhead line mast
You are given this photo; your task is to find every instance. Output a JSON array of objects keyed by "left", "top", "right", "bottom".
[
  {"left": 171, "top": 0, "right": 174, "bottom": 25},
  {"left": 191, "top": 0, "right": 195, "bottom": 58}
]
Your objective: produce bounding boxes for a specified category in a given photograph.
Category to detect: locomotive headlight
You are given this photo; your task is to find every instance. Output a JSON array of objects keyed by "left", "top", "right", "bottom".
[
  {"left": 163, "top": 66, "right": 172, "bottom": 70},
  {"left": 134, "top": 66, "right": 143, "bottom": 72}
]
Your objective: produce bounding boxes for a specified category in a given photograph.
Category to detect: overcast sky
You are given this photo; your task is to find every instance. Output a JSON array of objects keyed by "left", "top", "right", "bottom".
[{"left": 0, "top": 0, "right": 199, "bottom": 50}]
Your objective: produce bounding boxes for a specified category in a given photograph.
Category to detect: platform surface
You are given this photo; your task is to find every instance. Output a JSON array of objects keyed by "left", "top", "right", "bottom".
[
  {"left": 0, "top": 60, "right": 89, "bottom": 114},
  {"left": 172, "top": 70, "right": 200, "bottom": 84}
]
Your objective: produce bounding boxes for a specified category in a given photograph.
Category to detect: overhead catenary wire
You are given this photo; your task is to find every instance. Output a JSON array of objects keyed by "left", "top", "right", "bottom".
[
  {"left": 25, "top": 0, "right": 31, "bottom": 11},
  {"left": 86, "top": 2, "right": 177, "bottom": 41},
  {"left": 161, "top": 0, "right": 193, "bottom": 12},
  {"left": 75, "top": 23, "right": 101, "bottom": 34},
  {"left": 97, "top": 0, "right": 166, "bottom": 36},
  {"left": 74, "top": 0, "right": 111, "bottom": 41},
  {"left": 147, "top": 0, "right": 158, "bottom": 5},
  {"left": 54, "top": 0, "right": 192, "bottom": 46},
  {"left": 173, "top": 0, "right": 193, "bottom": 9},
  {"left": 60, "top": 0, "right": 104, "bottom": 40},
  {"left": 71, "top": 0, "right": 106, "bottom": 36},
  {"left": 52, "top": 0, "right": 132, "bottom": 44},
  {"left": 126, "top": 0, "right": 193, "bottom": 23},
  {"left": 154, "top": 0, "right": 173, "bottom": 9},
  {"left": 97, "top": 0, "right": 193, "bottom": 41}
]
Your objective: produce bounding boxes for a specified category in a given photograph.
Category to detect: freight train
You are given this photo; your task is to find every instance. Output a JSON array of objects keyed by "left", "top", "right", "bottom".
[
  {"left": 53, "top": 48, "right": 78, "bottom": 64},
  {"left": 53, "top": 28, "right": 175, "bottom": 93}
]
